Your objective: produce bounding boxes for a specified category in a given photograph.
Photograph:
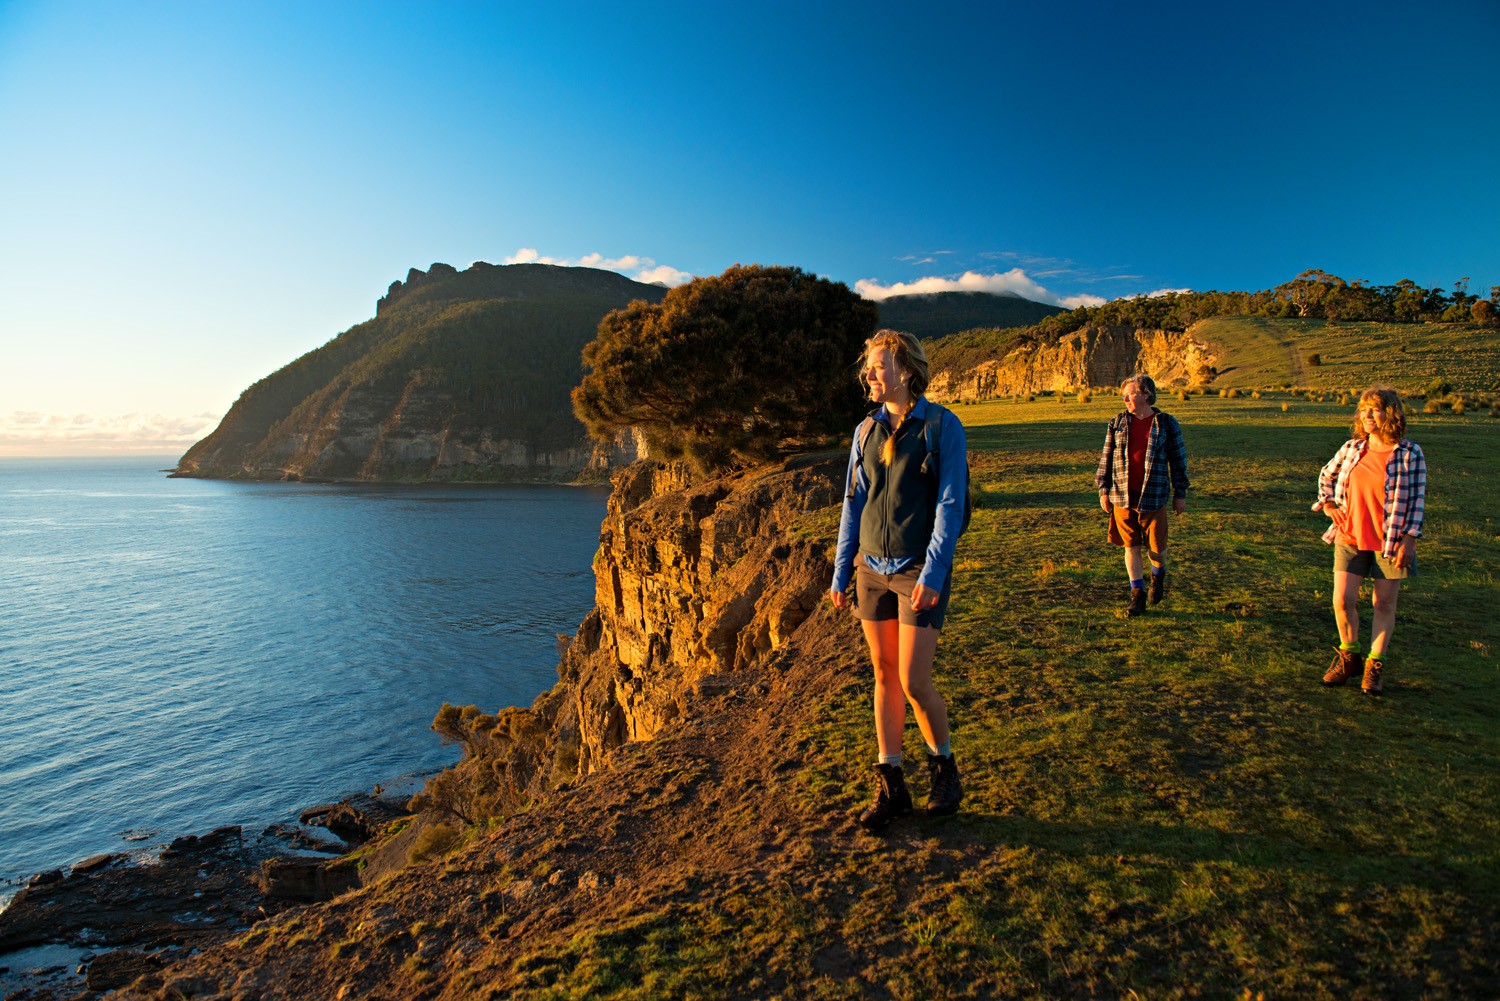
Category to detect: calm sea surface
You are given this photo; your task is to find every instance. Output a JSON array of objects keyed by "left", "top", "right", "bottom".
[{"left": 0, "top": 457, "right": 607, "bottom": 903}]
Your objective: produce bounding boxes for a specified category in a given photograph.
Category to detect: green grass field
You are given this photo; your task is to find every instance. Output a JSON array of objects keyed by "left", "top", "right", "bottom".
[
  {"left": 1189, "top": 316, "right": 1500, "bottom": 396},
  {"left": 796, "top": 393, "right": 1500, "bottom": 997}
]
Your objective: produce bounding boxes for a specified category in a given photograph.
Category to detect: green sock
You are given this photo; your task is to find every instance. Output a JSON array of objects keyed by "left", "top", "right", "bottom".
[
  {"left": 1339, "top": 640, "right": 1358, "bottom": 651},
  {"left": 1367, "top": 650, "right": 1388, "bottom": 664}
]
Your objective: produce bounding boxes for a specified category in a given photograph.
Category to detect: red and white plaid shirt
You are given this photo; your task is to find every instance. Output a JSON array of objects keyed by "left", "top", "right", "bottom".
[{"left": 1314, "top": 437, "right": 1426, "bottom": 559}]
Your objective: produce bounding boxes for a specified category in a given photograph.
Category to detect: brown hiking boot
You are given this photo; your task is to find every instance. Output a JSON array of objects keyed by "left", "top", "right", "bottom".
[
  {"left": 1361, "top": 656, "right": 1385, "bottom": 696},
  {"left": 925, "top": 753, "right": 963, "bottom": 817},
  {"left": 1148, "top": 570, "right": 1167, "bottom": 605},
  {"left": 1323, "top": 647, "right": 1362, "bottom": 686},
  {"left": 1126, "top": 587, "right": 1147, "bottom": 616},
  {"left": 858, "top": 763, "right": 913, "bottom": 832}
]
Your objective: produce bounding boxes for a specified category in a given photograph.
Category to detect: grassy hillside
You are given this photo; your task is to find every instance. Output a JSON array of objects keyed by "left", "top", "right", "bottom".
[
  {"left": 1194, "top": 316, "right": 1500, "bottom": 395},
  {"left": 133, "top": 396, "right": 1497, "bottom": 999},
  {"left": 570, "top": 395, "right": 1495, "bottom": 998},
  {"left": 785, "top": 394, "right": 1499, "bottom": 997}
]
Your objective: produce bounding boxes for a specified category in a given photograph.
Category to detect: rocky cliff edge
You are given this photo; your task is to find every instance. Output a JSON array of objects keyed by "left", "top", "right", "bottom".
[{"left": 112, "top": 452, "right": 875, "bottom": 999}]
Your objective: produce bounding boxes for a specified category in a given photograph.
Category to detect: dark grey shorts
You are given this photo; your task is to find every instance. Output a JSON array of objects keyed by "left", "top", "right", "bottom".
[
  {"left": 853, "top": 560, "right": 951, "bottom": 630},
  {"left": 1334, "top": 542, "right": 1414, "bottom": 580}
]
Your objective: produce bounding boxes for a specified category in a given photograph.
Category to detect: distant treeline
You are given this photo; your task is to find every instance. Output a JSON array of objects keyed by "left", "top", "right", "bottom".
[{"left": 927, "top": 271, "right": 1498, "bottom": 373}]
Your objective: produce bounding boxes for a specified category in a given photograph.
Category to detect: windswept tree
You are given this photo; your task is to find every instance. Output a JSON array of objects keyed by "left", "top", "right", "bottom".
[{"left": 573, "top": 264, "right": 878, "bottom": 472}]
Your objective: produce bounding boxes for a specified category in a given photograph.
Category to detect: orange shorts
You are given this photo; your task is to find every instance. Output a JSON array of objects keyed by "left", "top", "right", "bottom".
[{"left": 1109, "top": 505, "right": 1169, "bottom": 554}]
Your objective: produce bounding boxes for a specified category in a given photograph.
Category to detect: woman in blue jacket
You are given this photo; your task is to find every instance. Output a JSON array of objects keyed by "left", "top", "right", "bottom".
[{"left": 830, "top": 329, "right": 967, "bottom": 831}]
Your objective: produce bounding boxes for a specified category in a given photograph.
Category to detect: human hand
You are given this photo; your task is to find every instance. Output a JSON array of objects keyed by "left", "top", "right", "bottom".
[
  {"left": 1173, "top": 497, "right": 1186, "bottom": 516},
  {"left": 1396, "top": 536, "right": 1417, "bottom": 569},
  {"left": 910, "top": 583, "right": 938, "bottom": 611},
  {"left": 1099, "top": 490, "right": 1111, "bottom": 513},
  {"left": 830, "top": 589, "right": 848, "bottom": 610}
]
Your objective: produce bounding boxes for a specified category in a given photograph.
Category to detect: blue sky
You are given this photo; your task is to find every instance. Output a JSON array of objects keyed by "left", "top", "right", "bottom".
[{"left": 2, "top": 0, "right": 1497, "bottom": 454}]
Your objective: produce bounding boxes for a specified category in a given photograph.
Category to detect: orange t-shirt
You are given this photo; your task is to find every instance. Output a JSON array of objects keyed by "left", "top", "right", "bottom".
[{"left": 1338, "top": 441, "right": 1392, "bottom": 552}]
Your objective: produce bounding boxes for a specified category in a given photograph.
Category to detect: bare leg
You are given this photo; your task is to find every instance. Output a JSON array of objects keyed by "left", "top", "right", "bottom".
[
  {"left": 1333, "top": 571, "right": 1362, "bottom": 647},
  {"left": 862, "top": 618, "right": 906, "bottom": 757},
  {"left": 898, "top": 624, "right": 949, "bottom": 750},
  {"left": 1124, "top": 546, "right": 1144, "bottom": 580},
  {"left": 1148, "top": 541, "right": 1167, "bottom": 572},
  {"left": 1369, "top": 579, "right": 1402, "bottom": 655}
]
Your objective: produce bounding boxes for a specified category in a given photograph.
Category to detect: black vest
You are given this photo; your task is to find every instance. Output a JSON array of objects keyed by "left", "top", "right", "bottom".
[{"left": 858, "top": 413, "right": 938, "bottom": 561}]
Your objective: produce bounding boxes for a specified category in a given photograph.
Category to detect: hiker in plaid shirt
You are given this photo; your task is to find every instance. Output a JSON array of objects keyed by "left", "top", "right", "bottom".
[
  {"left": 1096, "top": 373, "right": 1190, "bottom": 616},
  {"left": 1314, "top": 386, "right": 1426, "bottom": 697}
]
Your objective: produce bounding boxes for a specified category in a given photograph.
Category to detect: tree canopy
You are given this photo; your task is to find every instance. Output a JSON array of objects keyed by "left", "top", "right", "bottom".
[{"left": 572, "top": 264, "right": 878, "bottom": 472}]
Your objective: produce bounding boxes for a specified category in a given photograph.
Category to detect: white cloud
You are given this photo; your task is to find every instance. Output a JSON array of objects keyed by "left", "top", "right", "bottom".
[
  {"left": 854, "top": 268, "right": 1108, "bottom": 309},
  {"left": 502, "top": 248, "right": 693, "bottom": 287},
  {"left": 0, "top": 411, "right": 223, "bottom": 456}
]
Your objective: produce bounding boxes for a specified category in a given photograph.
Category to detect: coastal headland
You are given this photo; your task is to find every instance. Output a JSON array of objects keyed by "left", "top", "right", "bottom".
[{"left": 6, "top": 384, "right": 1498, "bottom": 997}]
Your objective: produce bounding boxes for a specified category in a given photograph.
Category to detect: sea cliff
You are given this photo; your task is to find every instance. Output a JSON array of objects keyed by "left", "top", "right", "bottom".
[{"left": 101, "top": 453, "right": 868, "bottom": 999}]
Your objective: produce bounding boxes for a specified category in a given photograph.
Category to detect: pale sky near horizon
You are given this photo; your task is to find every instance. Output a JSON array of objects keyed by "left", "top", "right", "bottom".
[{"left": 2, "top": 0, "right": 1497, "bottom": 455}]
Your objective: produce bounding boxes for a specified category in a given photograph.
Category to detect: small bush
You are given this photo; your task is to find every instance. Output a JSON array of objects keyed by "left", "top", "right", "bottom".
[
  {"left": 1252, "top": 390, "right": 1262, "bottom": 399},
  {"left": 1077, "top": 390, "right": 1092, "bottom": 403},
  {"left": 1178, "top": 390, "right": 1189, "bottom": 402},
  {"left": 1219, "top": 388, "right": 1229, "bottom": 398},
  {"left": 409, "top": 822, "right": 463, "bottom": 864},
  {"left": 1282, "top": 402, "right": 1291, "bottom": 412},
  {"left": 1307, "top": 353, "right": 1322, "bottom": 366},
  {"left": 1424, "top": 400, "right": 1442, "bottom": 414},
  {"left": 1227, "top": 388, "right": 1242, "bottom": 399},
  {"left": 1026, "top": 394, "right": 1036, "bottom": 402},
  {"left": 1490, "top": 405, "right": 1499, "bottom": 418},
  {"left": 1426, "top": 377, "right": 1453, "bottom": 398},
  {"left": 1338, "top": 394, "right": 1351, "bottom": 406},
  {"left": 1453, "top": 401, "right": 1466, "bottom": 416}
]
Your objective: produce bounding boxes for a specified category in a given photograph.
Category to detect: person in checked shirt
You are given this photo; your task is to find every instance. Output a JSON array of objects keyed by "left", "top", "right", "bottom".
[
  {"left": 1096, "top": 373, "right": 1190, "bottom": 617},
  {"left": 1313, "top": 386, "right": 1426, "bottom": 696}
]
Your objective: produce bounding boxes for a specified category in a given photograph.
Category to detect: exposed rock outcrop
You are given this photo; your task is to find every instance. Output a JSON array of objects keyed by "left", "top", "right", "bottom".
[
  {"left": 407, "top": 453, "right": 845, "bottom": 823},
  {"left": 927, "top": 324, "right": 1221, "bottom": 402}
]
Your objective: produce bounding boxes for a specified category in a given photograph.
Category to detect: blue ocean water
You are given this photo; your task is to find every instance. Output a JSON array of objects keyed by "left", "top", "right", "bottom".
[{"left": 0, "top": 457, "right": 607, "bottom": 902}]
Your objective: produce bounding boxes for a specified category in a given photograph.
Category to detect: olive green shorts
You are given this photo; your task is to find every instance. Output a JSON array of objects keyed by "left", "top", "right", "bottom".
[{"left": 1333, "top": 542, "right": 1414, "bottom": 580}]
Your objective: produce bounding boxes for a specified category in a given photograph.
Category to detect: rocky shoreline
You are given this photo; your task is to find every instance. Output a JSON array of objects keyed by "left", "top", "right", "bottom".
[{"left": 0, "top": 793, "right": 409, "bottom": 1000}]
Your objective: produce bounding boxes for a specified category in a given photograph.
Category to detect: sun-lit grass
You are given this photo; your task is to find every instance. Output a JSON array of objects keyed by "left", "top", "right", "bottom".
[
  {"left": 792, "top": 394, "right": 1499, "bottom": 996},
  {"left": 495, "top": 393, "right": 1499, "bottom": 998},
  {"left": 1191, "top": 316, "right": 1500, "bottom": 395}
]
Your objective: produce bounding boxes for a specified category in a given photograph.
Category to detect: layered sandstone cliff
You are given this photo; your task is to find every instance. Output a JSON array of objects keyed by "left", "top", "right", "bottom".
[
  {"left": 927, "top": 324, "right": 1221, "bottom": 402},
  {"left": 405, "top": 453, "right": 846, "bottom": 825}
]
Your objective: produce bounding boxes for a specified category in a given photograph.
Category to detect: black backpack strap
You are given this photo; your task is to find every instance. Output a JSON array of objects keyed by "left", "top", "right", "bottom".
[{"left": 921, "top": 402, "right": 946, "bottom": 476}]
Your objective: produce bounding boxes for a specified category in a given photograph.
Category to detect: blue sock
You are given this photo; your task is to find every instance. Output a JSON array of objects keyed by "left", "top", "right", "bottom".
[
  {"left": 1130, "top": 578, "right": 1145, "bottom": 590},
  {"left": 927, "top": 740, "right": 952, "bottom": 758},
  {"left": 878, "top": 751, "right": 902, "bottom": 767},
  {"left": 1151, "top": 565, "right": 1165, "bottom": 577}
]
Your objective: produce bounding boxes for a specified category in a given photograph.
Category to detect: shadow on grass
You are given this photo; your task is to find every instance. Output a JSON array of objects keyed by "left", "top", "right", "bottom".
[{"left": 907, "top": 811, "right": 1500, "bottom": 895}]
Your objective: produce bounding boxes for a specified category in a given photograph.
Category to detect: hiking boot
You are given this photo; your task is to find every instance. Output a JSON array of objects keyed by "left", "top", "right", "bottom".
[
  {"left": 1323, "top": 647, "right": 1362, "bottom": 686},
  {"left": 925, "top": 753, "right": 963, "bottom": 817},
  {"left": 1361, "top": 656, "right": 1385, "bottom": 696},
  {"left": 857, "top": 763, "right": 913, "bottom": 831},
  {"left": 1149, "top": 570, "right": 1167, "bottom": 605},
  {"left": 1126, "top": 587, "right": 1147, "bottom": 616}
]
